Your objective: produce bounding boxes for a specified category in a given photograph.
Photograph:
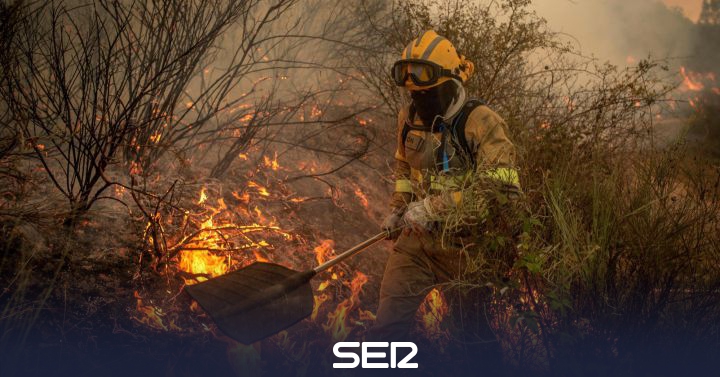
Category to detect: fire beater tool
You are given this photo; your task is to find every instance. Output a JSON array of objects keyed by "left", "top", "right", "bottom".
[{"left": 185, "top": 230, "right": 390, "bottom": 344}]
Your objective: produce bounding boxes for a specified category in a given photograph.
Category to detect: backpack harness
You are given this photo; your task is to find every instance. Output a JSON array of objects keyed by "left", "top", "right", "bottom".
[{"left": 401, "top": 99, "right": 486, "bottom": 172}]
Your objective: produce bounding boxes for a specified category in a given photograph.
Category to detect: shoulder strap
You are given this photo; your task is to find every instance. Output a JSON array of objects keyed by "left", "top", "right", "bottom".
[
  {"left": 400, "top": 104, "right": 415, "bottom": 149},
  {"left": 451, "top": 98, "right": 486, "bottom": 168},
  {"left": 401, "top": 99, "right": 487, "bottom": 160}
]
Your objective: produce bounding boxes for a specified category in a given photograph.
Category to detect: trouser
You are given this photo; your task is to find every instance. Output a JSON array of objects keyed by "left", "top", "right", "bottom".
[
  {"left": 364, "top": 229, "right": 504, "bottom": 375},
  {"left": 363, "top": 228, "right": 507, "bottom": 376},
  {"left": 367, "top": 229, "right": 479, "bottom": 342}
]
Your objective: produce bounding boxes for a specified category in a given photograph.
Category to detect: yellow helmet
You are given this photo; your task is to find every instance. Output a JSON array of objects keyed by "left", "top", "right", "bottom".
[{"left": 392, "top": 30, "right": 474, "bottom": 91}]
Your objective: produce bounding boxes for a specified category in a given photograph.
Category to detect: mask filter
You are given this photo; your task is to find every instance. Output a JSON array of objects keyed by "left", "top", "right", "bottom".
[{"left": 410, "top": 80, "right": 460, "bottom": 127}]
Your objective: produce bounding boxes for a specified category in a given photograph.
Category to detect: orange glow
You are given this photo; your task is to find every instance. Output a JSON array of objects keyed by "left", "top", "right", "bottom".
[
  {"left": 232, "top": 191, "right": 250, "bottom": 203},
  {"left": 131, "top": 134, "right": 381, "bottom": 350},
  {"left": 354, "top": 187, "right": 369, "bottom": 209},
  {"left": 132, "top": 291, "right": 175, "bottom": 331},
  {"left": 418, "top": 288, "right": 450, "bottom": 345},
  {"left": 228, "top": 103, "right": 252, "bottom": 114},
  {"left": 680, "top": 66, "right": 704, "bottom": 92},
  {"left": 129, "top": 161, "right": 143, "bottom": 175},
  {"left": 178, "top": 249, "right": 229, "bottom": 284},
  {"left": 311, "top": 105, "right": 323, "bottom": 118},
  {"left": 247, "top": 181, "right": 270, "bottom": 197},
  {"left": 359, "top": 309, "right": 376, "bottom": 323},
  {"left": 252, "top": 250, "right": 269, "bottom": 262},
  {"left": 263, "top": 152, "right": 280, "bottom": 171},
  {"left": 323, "top": 272, "right": 368, "bottom": 342},
  {"left": 198, "top": 187, "right": 208, "bottom": 204},
  {"left": 313, "top": 239, "right": 335, "bottom": 265},
  {"left": 312, "top": 293, "right": 330, "bottom": 321}
]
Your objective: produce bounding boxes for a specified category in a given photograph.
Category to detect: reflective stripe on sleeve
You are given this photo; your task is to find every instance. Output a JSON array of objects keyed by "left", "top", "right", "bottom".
[
  {"left": 483, "top": 167, "right": 520, "bottom": 186},
  {"left": 430, "top": 172, "right": 470, "bottom": 191}
]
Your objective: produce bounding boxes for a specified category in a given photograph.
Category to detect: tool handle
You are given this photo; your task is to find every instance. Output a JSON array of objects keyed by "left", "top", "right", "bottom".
[{"left": 313, "top": 230, "right": 390, "bottom": 273}]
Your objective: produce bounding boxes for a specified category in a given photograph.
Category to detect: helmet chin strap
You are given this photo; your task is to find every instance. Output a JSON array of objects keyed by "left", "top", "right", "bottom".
[{"left": 429, "top": 79, "right": 466, "bottom": 128}]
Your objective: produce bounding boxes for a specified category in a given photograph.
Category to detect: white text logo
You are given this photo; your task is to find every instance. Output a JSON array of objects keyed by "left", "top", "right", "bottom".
[{"left": 332, "top": 342, "right": 418, "bottom": 369}]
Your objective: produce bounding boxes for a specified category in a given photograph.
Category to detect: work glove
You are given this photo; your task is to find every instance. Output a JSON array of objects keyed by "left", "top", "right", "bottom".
[
  {"left": 401, "top": 198, "right": 436, "bottom": 234},
  {"left": 381, "top": 210, "right": 404, "bottom": 240}
]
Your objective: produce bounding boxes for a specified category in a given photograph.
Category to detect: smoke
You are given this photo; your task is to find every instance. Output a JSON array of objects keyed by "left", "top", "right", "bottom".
[
  {"left": 530, "top": 0, "right": 720, "bottom": 147},
  {"left": 532, "top": 0, "right": 698, "bottom": 67}
]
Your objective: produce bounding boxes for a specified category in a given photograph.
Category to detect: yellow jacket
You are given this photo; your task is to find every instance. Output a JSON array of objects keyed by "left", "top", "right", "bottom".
[{"left": 390, "top": 102, "right": 520, "bottom": 214}]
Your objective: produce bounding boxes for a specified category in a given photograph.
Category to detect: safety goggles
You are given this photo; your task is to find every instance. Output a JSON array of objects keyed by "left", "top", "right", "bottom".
[{"left": 391, "top": 59, "right": 461, "bottom": 87}]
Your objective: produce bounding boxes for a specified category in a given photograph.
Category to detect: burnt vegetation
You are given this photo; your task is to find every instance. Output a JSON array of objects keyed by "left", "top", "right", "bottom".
[{"left": 1, "top": 0, "right": 719, "bottom": 376}]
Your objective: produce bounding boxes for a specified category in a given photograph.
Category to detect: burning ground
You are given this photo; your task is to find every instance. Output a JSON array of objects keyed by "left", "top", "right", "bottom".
[{"left": 0, "top": 94, "right": 452, "bottom": 375}]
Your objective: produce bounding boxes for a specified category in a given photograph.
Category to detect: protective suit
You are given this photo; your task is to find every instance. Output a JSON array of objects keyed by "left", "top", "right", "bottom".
[{"left": 369, "top": 30, "right": 521, "bottom": 343}]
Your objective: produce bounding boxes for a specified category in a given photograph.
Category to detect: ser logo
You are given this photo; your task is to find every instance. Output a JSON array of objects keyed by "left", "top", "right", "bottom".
[{"left": 332, "top": 342, "right": 418, "bottom": 369}]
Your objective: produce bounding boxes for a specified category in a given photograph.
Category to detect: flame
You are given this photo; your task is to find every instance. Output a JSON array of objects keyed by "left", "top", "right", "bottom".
[
  {"left": 312, "top": 293, "right": 330, "bottom": 321},
  {"left": 418, "top": 288, "right": 450, "bottom": 346},
  {"left": 253, "top": 206, "right": 278, "bottom": 227},
  {"left": 353, "top": 187, "right": 369, "bottom": 209},
  {"left": 129, "top": 161, "right": 143, "bottom": 175},
  {"left": 358, "top": 309, "right": 376, "bottom": 322},
  {"left": 252, "top": 250, "right": 268, "bottom": 262},
  {"left": 132, "top": 291, "right": 180, "bottom": 331},
  {"left": 263, "top": 152, "right": 280, "bottom": 171},
  {"left": 248, "top": 181, "right": 270, "bottom": 197},
  {"left": 178, "top": 250, "right": 229, "bottom": 284},
  {"left": 311, "top": 105, "right": 323, "bottom": 118},
  {"left": 680, "top": 66, "right": 705, "bottom": 92},
  {"left": 132, "top": 136, "right": 383, "bottom": 353},
  {"left": 178, "top": 193, "right": 233, "bottom": 284},
  {"left": 313, "top": 239, "right": 335, "bottom": 265},
  {"left": 323, "top": 272, "right": 368, "bottom": 342},
  {"left": 176, "top": 183, "right": 293, "bottom": 286},
  {"left": 232, "top": 191, "right": 250, "bottom": 203},
  {"left": 198, "top": 187, "right": 208, "bottom": 204}
]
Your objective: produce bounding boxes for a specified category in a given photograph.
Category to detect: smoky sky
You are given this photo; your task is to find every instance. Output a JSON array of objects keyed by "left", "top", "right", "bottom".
[{"left": 532, "top": 0, "right": 702, "bottom": 67}]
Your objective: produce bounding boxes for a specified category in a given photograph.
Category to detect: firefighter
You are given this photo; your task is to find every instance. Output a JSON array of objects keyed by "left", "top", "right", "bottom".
[{"left": 368, "top": 30, "right": 521, "bottom": 345}]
